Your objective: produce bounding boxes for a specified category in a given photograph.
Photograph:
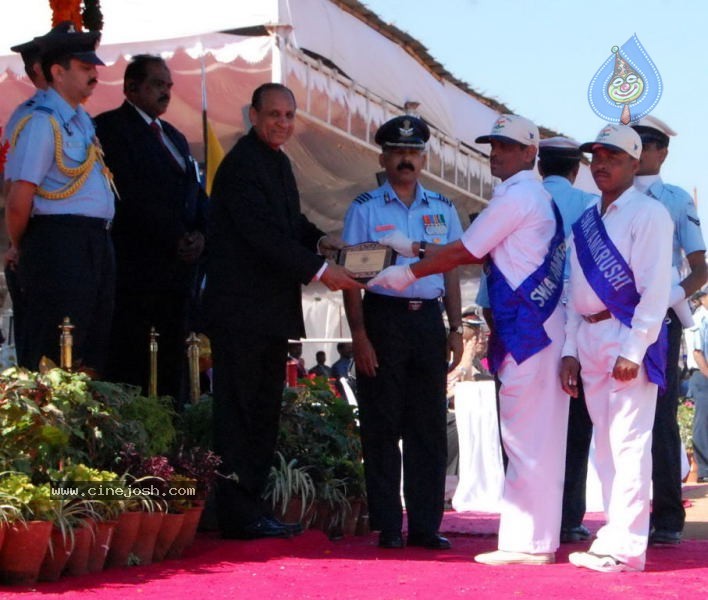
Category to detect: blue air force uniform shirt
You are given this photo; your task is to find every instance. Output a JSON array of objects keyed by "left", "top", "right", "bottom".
[
  {"left": 543, "top": 175, "right": 598, "bottom": 280},
  {"left": 343, "top": 180, "right": 463, "bottom": 299},
  {"left": 641, "top": 178, "right": 705, "bottom": 268},
  {"left": 10, "top": 87, "right": 114, "bottom": 219},
  {"left": 2, "top": 89, "right": 48, "bottom": 181}
]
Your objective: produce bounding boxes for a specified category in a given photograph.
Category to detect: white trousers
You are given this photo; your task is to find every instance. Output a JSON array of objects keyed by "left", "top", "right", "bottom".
[
  {"left": 577, "top": 318, "right": 656, "bottom": 571},
  {"left": 496, "top": 306, "right": 569, "bottom": 553}
]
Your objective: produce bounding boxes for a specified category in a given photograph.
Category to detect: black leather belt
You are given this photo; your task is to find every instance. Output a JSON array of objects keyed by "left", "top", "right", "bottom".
[
  {"left": 364, "top": 293, "right": 439, "bottom": 312},
  {"left": 583, "top": 309, "right": 612, "bottom": 323},
  {"left": 32, "top": 214, "right": 112, "bottom": 231}
]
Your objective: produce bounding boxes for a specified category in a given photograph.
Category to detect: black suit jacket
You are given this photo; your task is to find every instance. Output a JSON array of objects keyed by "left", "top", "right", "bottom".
[
  {"left": 95, "top": 102, "right": 208, "bottom": 293},
  {"left": 203, "top": 128, "right": 325, "bottom": 340}
]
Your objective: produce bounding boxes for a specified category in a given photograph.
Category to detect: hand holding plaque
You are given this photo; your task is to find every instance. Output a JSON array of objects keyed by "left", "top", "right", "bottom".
[{"left": 336, "top": 242, "right": 398, "bottom": 282}]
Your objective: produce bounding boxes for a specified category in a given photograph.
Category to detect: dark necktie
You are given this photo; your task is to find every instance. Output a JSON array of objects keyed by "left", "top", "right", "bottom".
[{"left": 150, "top": 120, "right": 183, "bottom": 171}]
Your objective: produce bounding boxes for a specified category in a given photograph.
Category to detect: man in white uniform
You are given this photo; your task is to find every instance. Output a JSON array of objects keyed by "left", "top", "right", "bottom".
[
  {"left": 561, "top": 124, "right": 672, "bottom": 572},
  {"left": 371, "top": 114, "right": 569, "bottom": 565}
]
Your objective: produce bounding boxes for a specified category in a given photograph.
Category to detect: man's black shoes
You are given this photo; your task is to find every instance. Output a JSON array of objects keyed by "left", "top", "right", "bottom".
[
  {"left": 407, "top": 533, "right": 452, "bottom": 550},
  {"left": 560, "top": 524, "right": 591, "bottom": 543},
  {"left": 379, "top": 531, "right": 451, "bottom": 549},
  {"left": 649, "top": 529, "right": 682, "bottom": 546},
  {"left": 378, "top": 531, "right": 404, "bottom": 548},
  {"left": 222, "top": 516, "right": 294, "bottom": 540}
]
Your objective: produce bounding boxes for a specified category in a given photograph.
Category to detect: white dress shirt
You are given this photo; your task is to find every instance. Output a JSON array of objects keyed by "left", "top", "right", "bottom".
[{"left": 563, "top": 186, "right": 673, "bottom": 365}]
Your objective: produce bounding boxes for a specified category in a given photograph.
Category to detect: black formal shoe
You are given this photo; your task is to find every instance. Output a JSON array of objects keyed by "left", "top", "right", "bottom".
[
  {"left": 221, "top": 516, "right": 293, "bottom": 540},
  {"left": 407, "top": 533, "right": 452, "bottom": 550},
  {"left": 649, "top": 529, "right": 682, "bottom": 546},
  {"left": 267, "top": 516, "right": 304, "bottom": 536},
  {"left": 378, "top": 531, "right": 404, "bottom": 549},
  {"left": 560, "top": 524, "right": 591, "bottom": 543}
]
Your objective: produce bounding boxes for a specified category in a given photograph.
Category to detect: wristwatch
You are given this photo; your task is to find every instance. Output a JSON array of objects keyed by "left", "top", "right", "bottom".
[
  {"left": 449, "top": 325, "right": 463, "bottom": 335},
  {"left": 418, "top": 240, "right": 427, "bottom": 259}
]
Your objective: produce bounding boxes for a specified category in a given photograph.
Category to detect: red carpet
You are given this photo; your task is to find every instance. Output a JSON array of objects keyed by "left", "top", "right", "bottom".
[{"left": 2, "top": 511, "right": 707, "bottom": 599}]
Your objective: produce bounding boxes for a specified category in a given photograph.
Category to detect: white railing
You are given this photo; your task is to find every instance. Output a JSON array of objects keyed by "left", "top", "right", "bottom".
[{"left": 283, "top": 45, "right": 491, "bottom": 205}]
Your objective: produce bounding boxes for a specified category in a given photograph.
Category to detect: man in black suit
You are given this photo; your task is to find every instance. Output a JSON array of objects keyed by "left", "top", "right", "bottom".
[
  {"left": 203, "top": 83, "right": 362, "bottom": 539},
  {"left": 95, "top": 55, "right": 207, "bottom": 402}
]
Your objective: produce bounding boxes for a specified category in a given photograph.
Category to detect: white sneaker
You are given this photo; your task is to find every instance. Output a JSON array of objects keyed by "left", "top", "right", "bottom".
[
  {"left": 569, "top": 551, "right": 639, "bottom": 573},
  {"left": 474, "top": 550, "right": 555, "bottom": 565}
]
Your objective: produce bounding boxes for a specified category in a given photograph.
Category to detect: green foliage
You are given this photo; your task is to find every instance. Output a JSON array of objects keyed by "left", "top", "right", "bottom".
[
  {"left": 0, "top": 367, "right": 106, "bottom": 473},
  {"left": 115, "top": 390, "right": 176, "bottom": 456},
  {"left": 264, "top": 452, "right": 315, "bottom": 519},
  {"left": 175, "top": 394, "right": 213, "bottom": 450},
  {"left": 0, "top": 472, "right": 55, "bottom": 521},
  {"left": 678, "top": 398, "right": 695, "bottom": 450},
  {"left": 277, "top": 378, "right": 365, "bottom": 525}
]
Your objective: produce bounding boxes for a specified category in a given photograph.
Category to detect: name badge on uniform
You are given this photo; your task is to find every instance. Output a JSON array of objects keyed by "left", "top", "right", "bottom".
[{"left": 423, "top": 214, "right": 447, "bottom": 236}]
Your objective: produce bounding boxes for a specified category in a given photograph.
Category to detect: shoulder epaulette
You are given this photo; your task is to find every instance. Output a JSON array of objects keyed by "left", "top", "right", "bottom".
[
  {"left": 35, "top": 106, "right": 53, "bottom": 115},
  {"left": 354, "top": 192, "right": 373, "bottom": 205}
]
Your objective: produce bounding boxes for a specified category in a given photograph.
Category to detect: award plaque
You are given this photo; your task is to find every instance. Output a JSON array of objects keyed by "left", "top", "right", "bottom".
[{"left": 337, "top": 242, "right": 397, "bottom": 281}]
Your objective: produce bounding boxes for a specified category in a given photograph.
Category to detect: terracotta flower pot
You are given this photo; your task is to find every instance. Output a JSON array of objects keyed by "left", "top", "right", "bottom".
[
  {"left": 106, "top": 511, "right": 142, "bottom": 569},
  {"left": 0, "top": 520, "right": 52, "bottom": 585},
  {"left": 153, "top": 512, "right": 185, "bottom": 562},
  {"left": 165, "top": 504, "right": 203, "bottom": 559},
  {"left": 65, "top": 524, "right": 93, "bottom": 577},
  {"left": 0, "top": 523, "right": 5, "bottom": 553},
  {"left": 87, "top": 520, "right": 117, "bottom": 573},
  {"left": 131, "top": 511, "right": 164, "bottom": 566},
  {"left": 39, "top": 527, "right": 73, "bottom": 582}
]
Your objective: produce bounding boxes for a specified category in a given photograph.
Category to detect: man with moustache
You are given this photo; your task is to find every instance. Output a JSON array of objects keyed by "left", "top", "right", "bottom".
[
  {"left": 562, "top": 124, "right": 672, "bottom": 572},
  {"left": 95, "top": 55, "right": 207, "bottom": 401},
  {"left": 204, "top": 83, "right": 362, "bottom": 540},
  {"left": 371, "top": 114, "right": 568, "bottom": 565},
  {"left": 4, "top": 26, "right": 115, "bottom": 373},
  {"left": 342, "top": 115, "right": 463, "bottom": 550}
]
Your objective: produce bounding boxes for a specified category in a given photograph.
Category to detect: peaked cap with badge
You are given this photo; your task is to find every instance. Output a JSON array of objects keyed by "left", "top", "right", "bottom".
[
  {"left": 36, "top": 21, "right": 104, "bottom": 66},
  {"left": 538, "top": 136, "right": 583, "bottom": 159},
  {"left": 375, "top": 115, "right": 430, "bottom": 149},
  {"left": 631, "top": 114, "right": 676, "bottom": 147}
]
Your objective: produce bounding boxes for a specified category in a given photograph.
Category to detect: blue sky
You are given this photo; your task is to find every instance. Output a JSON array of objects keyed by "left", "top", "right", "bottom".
[{"left": 364, "top": 0, "right": 708, "bottom": 238}]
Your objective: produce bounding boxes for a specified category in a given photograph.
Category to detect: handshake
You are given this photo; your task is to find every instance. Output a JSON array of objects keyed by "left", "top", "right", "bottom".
[{"left": 367, "top": 230, "right": 419, "bottom": 291}]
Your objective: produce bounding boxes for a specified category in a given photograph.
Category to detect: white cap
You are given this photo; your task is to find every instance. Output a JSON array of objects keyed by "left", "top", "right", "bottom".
[
  {"left": 579, "top": 123, "right": 642, "bottom": 160},
  {"left": 476, "top": 114, "right": 539, "bottom": 148},
  {"left": 632, "top": 114, "right": 676, "bottom": 137}
]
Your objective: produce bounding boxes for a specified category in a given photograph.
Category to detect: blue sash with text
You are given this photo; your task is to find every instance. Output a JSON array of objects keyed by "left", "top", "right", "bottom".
[
  {"left": 572, "top": 205, "right": 667, "bottom": 391},
  {"left": 486, "top": 202, "right": 565, "bottom": 373}
]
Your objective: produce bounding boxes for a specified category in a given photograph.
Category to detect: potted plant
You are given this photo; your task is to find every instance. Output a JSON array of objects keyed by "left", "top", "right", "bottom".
[
  {"left": 276, "top": 377, "right": 366, "bottom": 538},
  {"left": 105, "top": 448, "right": 163, "bottom": 570},
  {"left": 0, "top": 485, "right": 22, "bottom": 553},
  {"left": 45, "top": 463, "right": 118, "bottom": 577},
  {"left": 0, "top": 473, "right": 55, "bottom": 585},
  {"left": 264, "top": 452, "right": 316, "bottom": 525},
  {"left": 166, "top": 447, "right": 222, "bottom": 559}
]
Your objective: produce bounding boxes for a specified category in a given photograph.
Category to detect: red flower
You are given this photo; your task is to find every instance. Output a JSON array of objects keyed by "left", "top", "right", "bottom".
[{"left": 0, "top": 131, "right": 9, "bottom": 173}]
